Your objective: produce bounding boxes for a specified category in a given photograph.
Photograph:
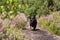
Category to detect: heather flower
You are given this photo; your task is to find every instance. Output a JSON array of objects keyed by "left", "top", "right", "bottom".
[
  {"left": 10, "top": 21, "right": 16, "bottom": 27},
  {"left": 0, "top": 29, "right": 3, "bottom": 32}
]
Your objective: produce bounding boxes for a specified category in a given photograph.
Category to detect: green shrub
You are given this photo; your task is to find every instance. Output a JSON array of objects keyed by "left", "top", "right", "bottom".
[{"left": 53, "top": 0, "right": 60, "bottom": 10}]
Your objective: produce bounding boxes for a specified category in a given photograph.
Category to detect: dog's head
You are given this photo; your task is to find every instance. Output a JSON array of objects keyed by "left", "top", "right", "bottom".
[{"left": 30, "top": 15, "right": 36, "bottom": 22}]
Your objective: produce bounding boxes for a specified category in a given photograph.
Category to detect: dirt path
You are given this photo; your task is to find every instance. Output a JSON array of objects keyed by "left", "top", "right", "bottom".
[{"left": 22, "top": 22, "right": 60, "bottom": 40}]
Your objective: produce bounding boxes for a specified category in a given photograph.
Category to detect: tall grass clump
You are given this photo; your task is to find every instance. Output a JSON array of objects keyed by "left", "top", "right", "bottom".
[
  {"left": 38, "top": 12, "right": 60, "bottom": 35},
  {"left": 0, "top": 18, "right": 25, "bottom": 40}
]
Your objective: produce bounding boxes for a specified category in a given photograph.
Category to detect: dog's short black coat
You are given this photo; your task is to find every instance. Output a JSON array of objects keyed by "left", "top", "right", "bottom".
[{"left": 29, "top": 15, "right": 37, "bottom": 30}]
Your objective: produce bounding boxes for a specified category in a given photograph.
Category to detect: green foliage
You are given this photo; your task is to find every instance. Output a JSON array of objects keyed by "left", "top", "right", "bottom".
[
  {"left": 0, "top": 0, "right": 60, "bottom": 19},
  {"left": 24, "top": 0, "right": 49, "bottom": 17},
  {"left": 24, "top": 6, "right": 36, "bottom": 17},
  {"left": 0, "top": 0, "right": 20, "bottom": 19},
  {"left": 53, "top": 0, "right": 60, "bottom": 10},
  {"left": 36, "top": 0, "right": 49, "bottom": 16}
]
